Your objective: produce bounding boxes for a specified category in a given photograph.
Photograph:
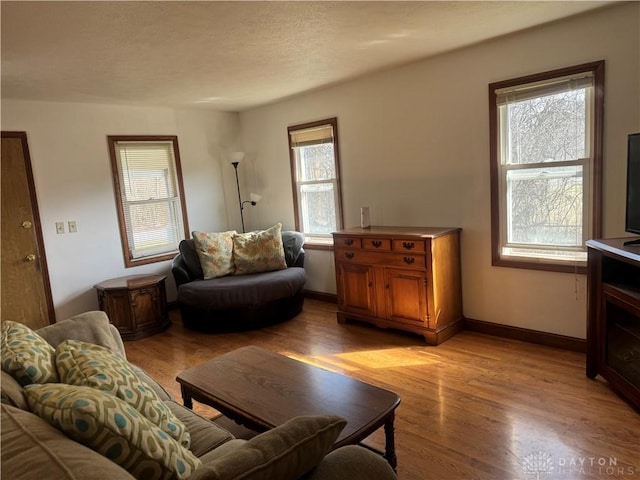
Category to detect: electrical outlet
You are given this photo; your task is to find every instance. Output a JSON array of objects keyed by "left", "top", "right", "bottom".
[
  {"left": 56, "top": 222, "right": 65, "bottom": 234},
  {"left": 68, "top": 221, "right": 77, "bottom": 233}
]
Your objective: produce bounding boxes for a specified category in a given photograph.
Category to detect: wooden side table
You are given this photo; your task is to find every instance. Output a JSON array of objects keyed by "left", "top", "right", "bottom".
[{"left": 94, "top": 274, "right": 169, "bottom": 341}]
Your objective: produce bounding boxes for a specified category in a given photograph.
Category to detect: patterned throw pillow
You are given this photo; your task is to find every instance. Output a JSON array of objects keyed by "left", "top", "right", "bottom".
[
  {"left": 1, "top": 320, "right": 59, "bottom": 386},
  {"left": 55, "top": 340, "right": 190, "bottom": 448},
  {"left": 233, "top": 223, "right": 287, "bottom": 275},
  {"left": 192, "top": 230, "right": 236, "bottom": 279},
  {"left": 24, "top": 384, "right": 201, "bottom": 480}
]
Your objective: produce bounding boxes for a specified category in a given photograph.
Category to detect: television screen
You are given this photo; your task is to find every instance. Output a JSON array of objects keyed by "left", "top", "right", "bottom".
[{"left": 626, "top": 133, "right": 640, "bottom": 235}]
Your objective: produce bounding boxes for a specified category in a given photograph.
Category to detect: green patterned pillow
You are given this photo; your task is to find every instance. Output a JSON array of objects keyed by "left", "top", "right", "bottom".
[
  {"left": 55, "top": 340, "right": 190, "bottom": 448},
  {"left": 24, "top": 383, "right": 201, "bottom": 480},
  {"left": 192, "top": 230, "right": 236, "bottom": 279},
  {"left": 233, "top": 223, "right": 287, "bottom": 275},
  {"left": 1, "top": 320, "right": 59, "bottom": 386}
]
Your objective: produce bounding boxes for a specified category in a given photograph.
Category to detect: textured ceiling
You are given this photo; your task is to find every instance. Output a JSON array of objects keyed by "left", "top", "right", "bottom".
[{"left": 1, "top": 1, "right": 612, "bottom": 112}]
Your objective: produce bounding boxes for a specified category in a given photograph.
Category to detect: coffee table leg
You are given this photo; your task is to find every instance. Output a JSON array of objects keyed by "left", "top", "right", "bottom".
[
  {"left": 384, "top": 413, "right": 397, "bottom": 470},
  {"left": 181, "top": 385, "right": 193, "bottom": 409}
]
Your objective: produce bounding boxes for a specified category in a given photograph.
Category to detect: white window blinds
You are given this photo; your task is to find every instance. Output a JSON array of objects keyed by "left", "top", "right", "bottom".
[{"left": 113, "top": 140, "right": 186, "bottom": 260}]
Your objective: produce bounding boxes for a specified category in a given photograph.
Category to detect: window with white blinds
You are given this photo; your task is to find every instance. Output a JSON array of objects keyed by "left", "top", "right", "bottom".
[
  {"left": 288, "top": 118, "right": 344, "bottom": 246},
  {"left": 107, "top": 136, "right": 189, "bottom": 267},
  {"left": 489, "top": 61, "right": 604, "bottom": 273}
]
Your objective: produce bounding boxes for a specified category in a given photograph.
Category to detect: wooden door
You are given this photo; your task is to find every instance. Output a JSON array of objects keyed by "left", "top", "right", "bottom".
[
  {"left": 384, "top": 268, "right": 428, "bottom": 326},
  {"left": 336, "top": 262, "right": 377, "bottom": 317},
  {"left": 1, "top": 132, "right": 55, "bottom": 328}
]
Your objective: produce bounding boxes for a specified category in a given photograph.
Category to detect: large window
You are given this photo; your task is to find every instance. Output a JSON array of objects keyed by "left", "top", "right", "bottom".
[
  {"left": 489, "top": 61, "right": 604, "bottom": 273},
  {"left": 288, "top": 118, "right": 343, "bottom": 247},
  {"left": 107, "top": 135, "right": 189, "bottom": 267}
]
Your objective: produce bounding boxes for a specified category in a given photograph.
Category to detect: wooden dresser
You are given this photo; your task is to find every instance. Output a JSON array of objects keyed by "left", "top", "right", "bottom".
[{"left": 332, "top": 226, "right": 463, "bottom": 345}]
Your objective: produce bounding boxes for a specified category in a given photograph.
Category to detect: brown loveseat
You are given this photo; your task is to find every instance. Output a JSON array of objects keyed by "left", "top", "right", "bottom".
[{"left": 1, "top": 312, "right": 397, "bottom": 480}]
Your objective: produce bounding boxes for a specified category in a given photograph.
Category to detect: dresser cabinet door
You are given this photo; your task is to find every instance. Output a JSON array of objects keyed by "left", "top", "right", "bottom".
[
  {"left": 384, "top": 268, "right": 428, "bottom": 326},
  {"left": 336, "top": 262, "right": 377, "bottom": 317}
]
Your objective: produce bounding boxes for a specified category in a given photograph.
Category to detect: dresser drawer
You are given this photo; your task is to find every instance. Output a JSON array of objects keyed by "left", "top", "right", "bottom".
[
  {"left": 335, "top": 237, "right": 362, "bottom": 249},
  {"left": 335, "top": 249, "right": 426, "bottom": 270},
  {"left": 362, "top": 238, "right": 391, "bottom": 251},
  {"left": 392, "top": 239, "right": 426, "bottom": 253}
]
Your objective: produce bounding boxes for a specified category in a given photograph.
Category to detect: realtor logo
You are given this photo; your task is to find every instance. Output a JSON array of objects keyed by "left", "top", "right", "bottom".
[
  {"left": 522, "top": 451, "right": 640, "bottom": 478},
  {"left": 522, "top": 451, "right": 554, "bottom": 479}
]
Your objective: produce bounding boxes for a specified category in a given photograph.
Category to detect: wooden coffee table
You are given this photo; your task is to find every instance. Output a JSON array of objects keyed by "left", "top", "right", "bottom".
[{"left": 176, "top": 346, "right": 400, "bottom": 469}]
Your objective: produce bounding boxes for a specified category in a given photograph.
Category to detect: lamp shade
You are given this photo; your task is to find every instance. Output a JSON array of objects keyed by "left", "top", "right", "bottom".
[{"left": 231, "top": 152, "right": 245, "bottom": 163}]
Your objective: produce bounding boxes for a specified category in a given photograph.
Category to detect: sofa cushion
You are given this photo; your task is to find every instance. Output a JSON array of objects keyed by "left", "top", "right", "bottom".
[
  {"left": 233, "top": 223, "right": 287, "bottom": 275},
  {"left": 1, "top": 370, "right": 28, "bottom": 409},
  {"left": 1, "top": 403, "right": 135, "bottom": 480},
  {"left": 189, "top": 415, "right": 346, "bottom": 480},
  {"left": 193, "top": 230, "right": 236, "bottom": 279},
  {"left": 56, "top": 340, "right": 190, "bottom": 447},
  {"left": 179, "top": 238, "right": 205, "bottom": 279},
  {"left": 178, "top": 267, "right": 306, "bottom": 310},
  {"left": 165, "top": 400, "right": 234, "bottom": 457},
  {"left": 281, "top": 231, "right": 305, "bottom": 267},
  {"left": 1, "top": 320, "right": 59, "bottom": 386},
  {"left": 37, "top": 311, "right": 127, "bottom": 358},
  {"left": 24, "top": 383, "right": 201, "bottom": 480}
]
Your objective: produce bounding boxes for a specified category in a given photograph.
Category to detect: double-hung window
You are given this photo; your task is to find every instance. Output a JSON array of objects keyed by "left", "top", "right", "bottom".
[
  {"left": 107, "top": 135, "right": 189, "bottom": 267},
  {"left": 489, "top": 61, "right": 604, "bottom": 272},
  {"left": 288, "top": 118, "right": 344, "bottom": 247}
]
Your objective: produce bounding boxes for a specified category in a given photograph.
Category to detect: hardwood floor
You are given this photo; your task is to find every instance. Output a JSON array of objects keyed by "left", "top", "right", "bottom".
[{"left": 125, "top": 299, "right": 640, "bottom": 479}]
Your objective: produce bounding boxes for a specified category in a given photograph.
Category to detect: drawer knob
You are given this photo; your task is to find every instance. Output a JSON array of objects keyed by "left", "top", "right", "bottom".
[
  {"left": 402, "top": 242, "right": 415, "bottom": 250},
  {"left": 345, "top": 252, "right": 355, "bottom": 259},
  {"left": 403, "top": 256, "right": 415, "bottom": 265},
  {"left": 372, "top": 240, "right": 382, "bottom": 248},
  {"left": 344, "top": 239, "right": 354, "bottom": 246}
]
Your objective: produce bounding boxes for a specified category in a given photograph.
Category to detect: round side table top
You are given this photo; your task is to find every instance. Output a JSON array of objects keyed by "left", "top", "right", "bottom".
[{"left": 93, "top": 274, "right": 167, "bottom": 290}]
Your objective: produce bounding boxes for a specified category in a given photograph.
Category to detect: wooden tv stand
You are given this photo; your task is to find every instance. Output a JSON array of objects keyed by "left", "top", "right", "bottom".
[{"left": 586, "top": 238, "right": 640, "bottom": 411}]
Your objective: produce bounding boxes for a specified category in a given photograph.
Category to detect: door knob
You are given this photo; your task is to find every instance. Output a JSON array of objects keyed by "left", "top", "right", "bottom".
[
  {"left": 22, "top": 221, "right": 33, "bottom": 229},
  {"left": 25, "top": 254, "right": 36, "bottom": 262}
]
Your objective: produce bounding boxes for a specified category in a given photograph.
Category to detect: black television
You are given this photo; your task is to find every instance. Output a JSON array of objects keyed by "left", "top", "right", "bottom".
[{"left": 624, "top": 132, "right": 640, "bottom": 245}]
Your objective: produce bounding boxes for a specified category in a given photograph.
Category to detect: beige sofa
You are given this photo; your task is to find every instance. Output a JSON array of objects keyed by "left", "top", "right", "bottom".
[{"left": 1, "top": 312, "right": 397, "bottom": 480}]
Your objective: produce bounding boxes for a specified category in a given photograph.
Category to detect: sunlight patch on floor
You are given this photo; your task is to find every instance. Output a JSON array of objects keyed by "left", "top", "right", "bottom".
[{"left": 282, "top": 347, "right": 438, "bottom": 374}]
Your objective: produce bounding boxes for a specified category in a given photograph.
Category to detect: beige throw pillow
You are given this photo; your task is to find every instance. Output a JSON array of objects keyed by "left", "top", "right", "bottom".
[
  {"left": 190, "top": 415, "right": 346, "bottom": 480},
  {"left": 192, "top": 230, "right": 236, "bottom": 279},
  {"left": 233, "top": 223, "right": 287, "bottom": 275}
]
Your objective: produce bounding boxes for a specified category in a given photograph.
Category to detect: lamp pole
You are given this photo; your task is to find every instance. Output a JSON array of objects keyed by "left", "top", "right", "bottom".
[{"left": 231, "top": 161, "right": 245, "bottom": 233}]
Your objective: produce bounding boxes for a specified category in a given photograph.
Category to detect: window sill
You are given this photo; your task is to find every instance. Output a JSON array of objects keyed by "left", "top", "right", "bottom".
[
  {"left": 303, "top": 242, "right": 334, "bottom": 252},
  {"left": 492, "top": 257, "right": 587, "bottom": 274}
]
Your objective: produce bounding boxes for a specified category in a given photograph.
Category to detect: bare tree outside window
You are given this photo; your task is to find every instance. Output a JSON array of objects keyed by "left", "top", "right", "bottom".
[
  {"left": 288, "top": 118, "right": 344, "bottom": 247},
  {"left": 489, "top": 61, "right": 604, "bottom": 273}
]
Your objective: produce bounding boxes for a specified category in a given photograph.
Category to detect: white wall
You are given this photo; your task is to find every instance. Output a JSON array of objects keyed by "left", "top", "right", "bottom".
[
  {"left": 238, "top": 3, "right": 640, "bottom": 338},
  {"left": 1, "top": 100, "right": 240, "bottom": 320}
]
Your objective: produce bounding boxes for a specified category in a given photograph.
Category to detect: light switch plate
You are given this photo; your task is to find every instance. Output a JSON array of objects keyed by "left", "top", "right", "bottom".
[
  {"left": 68, "top": 221, "right": 77, "bottom": 233},
  {"left": 56, "top": 222, "right": 65, "bottom": 234}
]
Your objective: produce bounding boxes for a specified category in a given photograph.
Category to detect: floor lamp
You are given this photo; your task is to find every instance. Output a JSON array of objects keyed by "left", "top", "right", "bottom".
[{"left": 231, "top": 157, "right": 261, "bottom": 233}]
